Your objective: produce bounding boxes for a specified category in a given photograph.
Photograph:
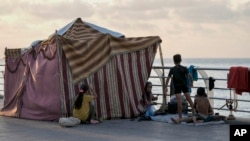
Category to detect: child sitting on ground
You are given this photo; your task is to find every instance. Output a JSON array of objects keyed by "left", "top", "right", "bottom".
[
  {"left": 171, "top": 87, "right": 226, "bottom": 124},
  {"left": 73, "top": 84, "right": 100, "bottom": 124}
]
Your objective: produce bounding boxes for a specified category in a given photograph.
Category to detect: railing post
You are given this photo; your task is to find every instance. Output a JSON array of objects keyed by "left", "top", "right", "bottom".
[{"left": 158, "top": 44, "right": 167, "bottom": 111}]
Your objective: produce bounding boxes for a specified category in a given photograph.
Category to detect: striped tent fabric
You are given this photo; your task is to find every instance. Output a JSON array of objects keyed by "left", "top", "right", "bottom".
[
  {"left": 56, "top": 18, "right": 162, "bottom": 119},
  {"left": 4, "top": 48, "right": 21, "bottom": 59},
  {"left": 86, "top": 45, "right": 158, "bottom": 119},
  {"left": 55, "top": 33, "right": 160, "bottom": 119},
  {"left": 59, "top": 18, "right": 162, "bottom": 84},
  {"left": 1, "top": 18, "right": 162, "bottom": 120},
  {"left": 62, "top": 18, "right": 104, "bottom": 41},
  {"left": 59, "top": 35, "right": 161, "bottom": 84}
]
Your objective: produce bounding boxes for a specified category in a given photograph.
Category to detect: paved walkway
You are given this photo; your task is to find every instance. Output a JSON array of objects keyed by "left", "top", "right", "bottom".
[
  {"left": 0, "top": 98, "right": 249, "bottom": 141},
  {"left": 0, "top": 115, "right": 232, "bottom": 141}
]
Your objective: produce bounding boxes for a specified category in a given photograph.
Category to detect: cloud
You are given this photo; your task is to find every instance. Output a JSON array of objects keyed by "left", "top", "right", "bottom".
[
  {"left": 1, "top": 0, "right": 250, "bottom": 58},
  {"left": 0, "top": 0, "right": 94, "bottom": 22},
  {"left": 0, "top": 1, "right": 13, "bottom": 15},
  {"left": 87, "top": 0, "right": 250, "bottom": 38},
  {"left": 239, "top": 1, "right": 250, "bottom": 16}
]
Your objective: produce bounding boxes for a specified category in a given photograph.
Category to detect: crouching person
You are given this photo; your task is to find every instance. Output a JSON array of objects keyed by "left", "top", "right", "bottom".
[{"left": 73, "top": 84, "right": 99, "bottom": 124}]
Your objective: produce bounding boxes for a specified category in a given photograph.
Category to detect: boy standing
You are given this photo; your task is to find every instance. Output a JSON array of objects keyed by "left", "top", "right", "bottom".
[{"left": 165, "top": 54, "right": 195, "bottom": 123}]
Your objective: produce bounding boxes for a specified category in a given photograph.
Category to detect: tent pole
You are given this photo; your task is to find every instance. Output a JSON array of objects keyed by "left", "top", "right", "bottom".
[
  {"left": 55, "top": 31, "right": 67, "bottom": 117},
  {"left": 158, "top": 43, "right": 167, "bottom": 112}
]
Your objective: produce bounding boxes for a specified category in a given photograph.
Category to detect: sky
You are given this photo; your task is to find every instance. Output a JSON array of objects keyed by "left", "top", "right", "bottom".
[{"left": 1, "top": 0, "right": 250, "bottom": 59}]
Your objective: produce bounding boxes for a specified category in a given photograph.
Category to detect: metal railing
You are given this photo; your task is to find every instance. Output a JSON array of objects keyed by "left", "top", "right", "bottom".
[
  {"left": 150, "top": 66, "right": 250, "bottom": 116},
  {"left": 0, "top": 64, "right": 249, "bottom": 116}
]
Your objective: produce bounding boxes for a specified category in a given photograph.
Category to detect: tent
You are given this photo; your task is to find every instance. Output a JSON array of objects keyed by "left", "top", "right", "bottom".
[{"left": 0, "top": 18, "right": 162, "bottom": 121}]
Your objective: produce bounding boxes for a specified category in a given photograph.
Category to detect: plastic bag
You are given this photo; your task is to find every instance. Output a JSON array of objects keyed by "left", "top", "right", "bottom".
[
  {"left": 145, "top": 105, "right": 156, "bottom": 116},
  {"left": 59, "top": 117, "right": 81, "bottom": 127}
]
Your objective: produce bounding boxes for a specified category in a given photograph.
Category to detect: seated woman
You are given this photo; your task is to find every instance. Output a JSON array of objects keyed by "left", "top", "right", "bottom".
[
  {"left": 141, "top": 81, "right": 158, "bottom": 120},
  {"left": 171, "top": 87, "right": 226, "bottom": 124},
  {"left": 73, "top": 84, "right": 99, "bottom": 124}
]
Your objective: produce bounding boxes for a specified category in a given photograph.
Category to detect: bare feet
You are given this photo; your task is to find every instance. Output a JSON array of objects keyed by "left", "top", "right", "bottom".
[
  {"left": 90, "top": 119, "right": 99, "bottom": 124},
  {"left": 171, "top": 118, "right": 180, "bottom": 124},
  {"left": 192, "top": 116, "right": 197, "bottom": 123}
]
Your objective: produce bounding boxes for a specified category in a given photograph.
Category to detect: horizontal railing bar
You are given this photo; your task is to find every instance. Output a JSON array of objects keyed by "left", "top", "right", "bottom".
[
  {"left": 151, "top": 85, "right": 232, "bottom": 91},
  {"left": 209, "top": 97, "right": 250, "bottom": 102},
  {"left": 214, "top": 108, "right": 250, "bottom": 113},
  {"left": 150, "top": 75, "right": 228, "bottom": 81},
  {"left": 152, "top": 66, "right": 230, "bottom": 71},
  {"left": 150, "top": 102, "right": 250, "bottom": 113},
  {"left": 150, "top": 76, "right": 167, "bottom": 78},
  {"left": 152, "top": 93, "right": 250, "bottom": 103}
]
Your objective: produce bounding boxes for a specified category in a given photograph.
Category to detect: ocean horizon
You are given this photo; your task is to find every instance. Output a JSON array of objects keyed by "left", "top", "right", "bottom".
[{"left": 154, "top": 57, "right": 250, "bottom": 67}]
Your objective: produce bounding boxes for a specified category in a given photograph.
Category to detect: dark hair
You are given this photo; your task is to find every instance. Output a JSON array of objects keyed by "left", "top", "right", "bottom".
[
  {"left": 81, "top": 84, "right": 89, "bottom": 92},
  {"left": 173, "top": 54, "right": 182, "bottom": 64},
  {"left": 144, "top": 81, "right": 153, "bottom": 101},
  {"left": 145, "top": 81, "right": 152, "bottom": 92},
  {"left": 197, "top": 87, "right": 207, "bottom": 97},
  {"left": 74, "top": 84, "right": 89, "bottom": 109}
]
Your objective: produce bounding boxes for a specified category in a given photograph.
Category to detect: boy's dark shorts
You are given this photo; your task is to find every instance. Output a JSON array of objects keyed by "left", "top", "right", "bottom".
[
  {"left": 174, "top": 85, "right": 189, "bottom": 94},
  {"left": 196, "top": 114, "right": 213, "bottom": 122}
]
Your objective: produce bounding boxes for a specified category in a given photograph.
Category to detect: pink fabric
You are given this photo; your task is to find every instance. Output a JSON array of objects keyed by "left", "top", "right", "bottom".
[
  {"left": 228, "top": 66, "right": 250, "bottom": 95},
  {"left": 20, "top": 44, "right": 61, "bottom": 121},
  {"left": 0, "top": 55, "right": 28, "bottom": 117},
  {"left": 1, "top": 43, "right": 63, "bottom": 121}
]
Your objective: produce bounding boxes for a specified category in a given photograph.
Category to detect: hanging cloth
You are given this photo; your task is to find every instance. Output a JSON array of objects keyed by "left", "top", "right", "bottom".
[
  {"left": 209, "top": 77, "right": 216, "bottom": 91},
  {"left": 227, "top": 66, "right": 250, "bottom": 95},
  {"left": 188, "top": 65, "right": 198, "bottom": 81}
]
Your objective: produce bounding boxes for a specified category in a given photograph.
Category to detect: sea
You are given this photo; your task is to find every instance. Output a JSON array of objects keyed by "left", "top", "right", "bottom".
[
  {"left": 150, "top": 58, "right": 250, "bottom": 118},
  {"left": 0, "top": 58, "right": 250, "bottom": 118}
]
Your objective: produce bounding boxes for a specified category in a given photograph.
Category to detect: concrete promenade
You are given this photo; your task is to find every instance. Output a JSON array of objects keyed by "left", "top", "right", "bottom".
[
  {"left": 0, "top": 115, "right": 232, "bottom": 141},
  {"left": 0, "top": 98, "right": 249, "bottom": 141}
]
